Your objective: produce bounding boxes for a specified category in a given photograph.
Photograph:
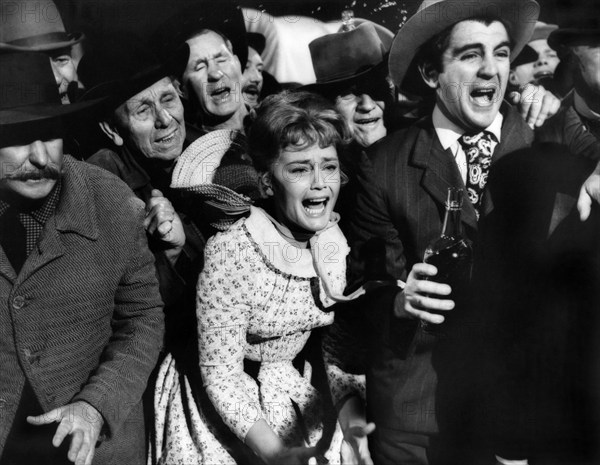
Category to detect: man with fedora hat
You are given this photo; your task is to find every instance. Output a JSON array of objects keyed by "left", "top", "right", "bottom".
[
  {"left": 509, "top": 21, "right": 560, "bottom": 90},
  {"left": 82, "top": 37, "right": 207, "bottom": 354},
  {"left": 304, "top": 20, "right": 395, "bottom": 149},
  {"left": 0, "top": 0, "right": 86, "bottom": 104},
  {"left": 0, "top": 51, "right": 163, "bottom": 464},
  {"left": 344, "top": 0, "right": 600, "bottom": 464},
  {"left": 543, "top": 2, "right": 600, "bottom": 142}
]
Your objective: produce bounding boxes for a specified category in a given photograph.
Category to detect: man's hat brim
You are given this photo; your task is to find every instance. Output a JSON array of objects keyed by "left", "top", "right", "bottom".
[
  {"left": 0, "top": 31, "right": 84, "bottom": 52},
  {"left": 389, "top": 0, "right": 540, "bottom": 91},
  {"left": 301, "top": 60, "right": 389, "bottom": 96},
  {"left": 79, "top": 44, "right": 189, "bottom": 111},
  {"left": 0, "top": 97, "right": 103, "bottom": 127},
  {"left": 548, "top": 29, "right": 600, "bottom": 49}
]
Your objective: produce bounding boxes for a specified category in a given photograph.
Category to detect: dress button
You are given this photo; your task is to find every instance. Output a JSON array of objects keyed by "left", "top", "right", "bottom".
[{"left": 12, "top": 295, "right": 25, "bottom": 309}]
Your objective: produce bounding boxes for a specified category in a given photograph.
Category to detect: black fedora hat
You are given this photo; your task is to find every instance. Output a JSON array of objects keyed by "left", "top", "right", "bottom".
[
  {"left": 548, "top": 8, "right": 600, "bottom": 50},
  {"left": 77, "top": 32, "right": 189, "bottom": 112},
  {"left": 0, "top": 52, "right": 100, "bottom": 127},
  {"left": 151, "top": 2, "right": 248, "bottom": 72}
]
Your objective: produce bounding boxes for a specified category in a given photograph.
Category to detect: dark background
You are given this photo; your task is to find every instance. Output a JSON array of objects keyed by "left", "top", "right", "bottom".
[{"left": 54, "top": 0, "right": 584, "bottom": 45}]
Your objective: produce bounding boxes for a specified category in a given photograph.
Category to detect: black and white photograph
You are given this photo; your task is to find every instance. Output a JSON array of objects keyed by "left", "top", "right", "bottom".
[{"left": 1, "top": 0, "right": 599, "bottom": 464}]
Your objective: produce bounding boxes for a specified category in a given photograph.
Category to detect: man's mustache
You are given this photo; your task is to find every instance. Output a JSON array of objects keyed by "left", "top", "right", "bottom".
[{"left": 7, "top": 164, "right": 62, "bottom": 181}]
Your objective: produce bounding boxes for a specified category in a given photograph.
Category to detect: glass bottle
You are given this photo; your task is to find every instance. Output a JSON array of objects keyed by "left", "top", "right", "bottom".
[
  {"left": 423, "top": 187, "right": 473, "bottom": 325},
  {"left": 341, "top": 9, "right": 356, "bottom": 32}
]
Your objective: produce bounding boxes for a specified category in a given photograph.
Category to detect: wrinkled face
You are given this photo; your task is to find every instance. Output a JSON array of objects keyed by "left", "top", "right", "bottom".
[
  {"left": 0, "top": 134, "right": 63, "bottom": 201},
  {"left": 269, "top": 144, "right": 341, "bottom": 233},
  {"left": 335, "top": 92, "right": 386, "bottom": 147},
  {"left": 242, "top": 46, "right": 264, "bottom": 109},
  {"left": 48, "top": 48, "right": 81, "bottom": 105},
  {"left": 114, "top": 77, "right": 185, "bottom": 162},
  {"left": 426, "top": 20, "right": 511, "bottom": 132},
  {"left": 572, "top": 43, "right": 600, "bottom": 97},
  {"left": 510, "top": 39, "right": 560, "bottom": 86},
  {"left": 183, "top": 31, "right": 244, "bottom": 118}
]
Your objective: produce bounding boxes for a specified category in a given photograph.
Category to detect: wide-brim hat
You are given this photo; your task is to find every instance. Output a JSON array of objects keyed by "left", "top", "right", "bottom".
[
  {"left": 0, "top": 0, "right": 84, "bottom": 52},
  {"left": 530, "top": 21, "right": 558, "bottom": 42},
  {"left": 0, "top": 52, "right": 102, "bottom": 127},
  {"left": 389, "top": 0, "right": 540, "bottom": 91},
  {"left": 151, "top": 2, "right": 248, "bottom": 73},
  {"left": 77, "top": 33, "right": 189, "bottom": 112},
  {"left": 303, "top": 21, "right": 393, "bottom": 95},
  {"left": 548, "top": 7, "right": 600, "bottom": 50},
  {"left": 171, "top": 129, "right": 260, "bottom": 210}
]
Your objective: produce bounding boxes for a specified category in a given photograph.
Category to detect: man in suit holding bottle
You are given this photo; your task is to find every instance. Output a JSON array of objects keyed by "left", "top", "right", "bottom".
[{"left": 330, "top": 1, "right": 600, "bottom": 464}]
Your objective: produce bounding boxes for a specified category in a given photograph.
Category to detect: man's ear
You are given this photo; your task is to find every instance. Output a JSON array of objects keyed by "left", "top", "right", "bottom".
[
  {"left": 172, "top": 77, "right": 185, "bottom": 98},
  {"left": 508, "top": 70, "right": 520, "bottom": 87},
  {"left": 99, "top": 121, "right": 124, "bottom": 147},
  {"left": 418, "top": 61, "right": 439, "bottom": 90},
  {"left": 258, "top": 172, "right": 274, "bottom": 198}
]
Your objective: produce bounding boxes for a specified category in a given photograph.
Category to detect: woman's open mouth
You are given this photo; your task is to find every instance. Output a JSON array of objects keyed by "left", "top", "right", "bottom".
[{"left": 302, "top": 197, "right": 329, "bottom": 216}]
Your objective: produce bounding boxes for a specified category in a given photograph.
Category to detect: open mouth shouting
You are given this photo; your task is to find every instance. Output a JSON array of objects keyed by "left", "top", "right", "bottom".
[
  {"left": 209, "top": 84, "right": 233, "bottom": 102},
  {"left": 302, "top": 196, "right": 330, "bottom": 217},
  {"left": 355, "top": 116, "right": 382, "bottom": 127},
  {"left": 243, "top": 84, "right": 260, "bottom": 98},
  {"left": 469, "top": 84, "right": 498, "bottom": 107},
  {"left": 533, "top": 71, "right": 554, "bottom": 81}
]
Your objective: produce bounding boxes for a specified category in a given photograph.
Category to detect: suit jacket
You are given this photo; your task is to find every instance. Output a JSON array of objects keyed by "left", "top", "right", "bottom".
[
  {"left": 0, "top": 156, "right": 164, "bottom": 464},
  {"left": 536, "top": 91, "right": 600, "bottom": 161},
  {"left": 348, "top": 103, "right": 534, "bottom": 438}
]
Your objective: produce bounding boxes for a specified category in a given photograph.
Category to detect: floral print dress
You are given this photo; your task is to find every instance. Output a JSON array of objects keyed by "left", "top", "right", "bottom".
[{"left": 151, "top": 207, "right": 349, "bottom": 464}]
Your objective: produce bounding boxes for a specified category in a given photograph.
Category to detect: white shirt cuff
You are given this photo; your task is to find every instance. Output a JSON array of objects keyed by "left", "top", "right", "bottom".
[{"left": 495, "top": 456, "right": 528, "bottom": 465}]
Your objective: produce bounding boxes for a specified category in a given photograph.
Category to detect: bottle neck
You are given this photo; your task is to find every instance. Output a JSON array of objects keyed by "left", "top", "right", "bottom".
[{"left": 441, "top": 207, "right": 462, "bottom": 238}]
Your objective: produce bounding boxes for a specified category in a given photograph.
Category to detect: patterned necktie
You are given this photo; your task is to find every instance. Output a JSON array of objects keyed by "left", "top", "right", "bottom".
[{"left": 458, "top": 131, "right": 496, "bottom": 220}]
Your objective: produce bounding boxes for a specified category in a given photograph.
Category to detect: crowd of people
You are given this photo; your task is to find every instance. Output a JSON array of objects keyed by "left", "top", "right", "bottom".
[{"left": 1, "top": 0, "right": 599, "bottom": 464}]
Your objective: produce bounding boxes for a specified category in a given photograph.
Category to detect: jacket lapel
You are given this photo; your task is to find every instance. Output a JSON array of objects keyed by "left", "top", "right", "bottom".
[
  {"left": 0, "top": 247, "right": 17, "bottom": 282},
  {"left": 410, "top": 121, "right": 479, "bottom": 231},
  {"left": 17, "top": 156, "right": 99, "bottom": 283},
  {"left": 480, "top": 104, "right": 535, "bottom": 218}
]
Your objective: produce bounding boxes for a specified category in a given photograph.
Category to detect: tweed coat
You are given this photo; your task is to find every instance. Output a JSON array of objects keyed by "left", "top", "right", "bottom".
[
  {"left": 346, "top": 103, "right": 535, "bottom": 441},
  {"left": 0, "top": 156, "right": 164, "bottom": 464}
]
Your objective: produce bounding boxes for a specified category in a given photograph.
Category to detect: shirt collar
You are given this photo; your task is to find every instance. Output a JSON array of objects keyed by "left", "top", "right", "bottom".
[
  {"left": 574, "top": 90, "right": 600, "bottom": 122},
  {"left": 433, "top": 104, "right": 503, "bottom": 150}
]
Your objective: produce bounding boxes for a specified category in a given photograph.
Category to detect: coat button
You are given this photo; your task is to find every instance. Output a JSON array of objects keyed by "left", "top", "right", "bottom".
[{"left": 12, "top": 295, "right": 25, "bottom": 309}]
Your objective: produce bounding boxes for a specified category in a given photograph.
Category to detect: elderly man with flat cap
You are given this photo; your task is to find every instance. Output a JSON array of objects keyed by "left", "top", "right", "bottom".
[
  {"left": 82, "top": 39, "right": 206, "bottom": 355},
  {"left": 0, "top": 52, "right": 163, "bottom": 465},
  {"left": 342, "top": 1, "right": 600, "bottom": 464}
]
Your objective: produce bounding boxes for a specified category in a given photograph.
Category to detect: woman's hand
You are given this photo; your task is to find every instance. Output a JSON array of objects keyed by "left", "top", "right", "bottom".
[{"left": 341, "top": 422, "right": 375, "bottom": 465}]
